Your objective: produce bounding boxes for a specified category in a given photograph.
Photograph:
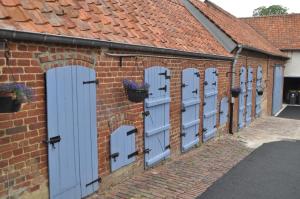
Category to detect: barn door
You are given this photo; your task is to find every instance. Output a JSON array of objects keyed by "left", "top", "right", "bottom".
[
  {"left": 46, "top": 66, "right": 99, "bottom": 199},
  {"left": 181, "top": 68, "right": 200, "bottom": 152},
  {"left": 238, "top": 66, "right": 246, "bottom": 129},
  {"left": 255, "top": 66, "right": 263, "bottom": 117},
  {"left": 246, "top": 67, "right": 253, "bottom": 126},
  {"left": 272, "top": 65, "right": 284, "bottom": 115},
  {"left": 203, "top": 68, "right": 218, "bottom": 142},
  {"left": 219, "top": 97, "right": 229, "bottom": 126},
  {"left": 144, "top": 66, "right": 171, "bottom": 167}
]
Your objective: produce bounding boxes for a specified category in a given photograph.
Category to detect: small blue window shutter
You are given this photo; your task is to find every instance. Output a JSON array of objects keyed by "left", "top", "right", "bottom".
[
  {"left": 181, "top": 68, "right": 200, "bottom": 152},
  {"left": 219, "top": 97, "right": 229, "bottom": 126}
]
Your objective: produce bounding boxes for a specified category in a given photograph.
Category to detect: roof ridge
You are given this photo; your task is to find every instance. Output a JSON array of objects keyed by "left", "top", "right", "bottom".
[{"left": 240, "top": 13, "right": 300, "bottom": 19}]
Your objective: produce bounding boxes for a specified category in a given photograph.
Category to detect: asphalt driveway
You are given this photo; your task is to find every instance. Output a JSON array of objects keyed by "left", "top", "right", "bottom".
[
  {"left": 197, "top": 140, "right": 300, "bottom": 199},
  {"left": 277, "top": 105, "right": 300, "bottom": 120}
]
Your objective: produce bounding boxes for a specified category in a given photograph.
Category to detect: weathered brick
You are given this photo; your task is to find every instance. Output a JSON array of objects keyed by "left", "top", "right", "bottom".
[{"left": 6, "top": 126, "right": 27, "bottom": 135}]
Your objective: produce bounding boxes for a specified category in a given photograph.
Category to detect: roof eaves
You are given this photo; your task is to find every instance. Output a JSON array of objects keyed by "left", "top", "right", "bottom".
[
  {"left": 0, "top": 29, "right": 234, "bottom": 61},
  {"left": 242, "top": 45, "right": 289, "bottom": 59}
]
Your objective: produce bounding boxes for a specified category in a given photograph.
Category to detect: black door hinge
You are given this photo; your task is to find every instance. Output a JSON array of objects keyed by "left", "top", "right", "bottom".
[
  {"left": 180, "top": 132, "right": 186, "bottom": 137},
  {"left": 212, "top": 82, "right": 217, "bottom": 86},
  {"left": 128, "top": 151, "right": 139, "bottom": 159},
  {"left": 83, "top": 79, "right": 99, "bottom": 85},
  {"left": 110, "top": 152, "right": 119, "bottom": 162},
  {"left": 159, "top": 70, "right": 170, "bottom": 79},
  {"left": 143, "top": 148, "right": 151, "bottom": 154},
  {"left": 194, "top": 72, "right": 200, "bottom": 77},
  {"left": 127, "top": 128, "right": 137, "bottom": 136},
  {"left": 182, "top": 83, "right": 187, "bottom": 88},
  {"left": 181, "top": 107, "right": 186, "bottom": 112},
  {"left": 214, "top": 125, "right": 217, "bottom": 128},
  {"left": 192, "top": 89, "right": 198, "bottom": 94},
  {"left": 202, "top": 128, "right": 207, "bottom": 133},
  {"left": 43, "top": 135, "right": 61, "bottom": 149},
  {"left": 165, "top": 145, "right": 171, "bottom": 150},
  {"left": 204, "top": 81, "right": 208, "bottom": 86},
  {"left": 158, "top": 85, "right": 167, "bottom": 92},
  {"left": 220, "top": 111, "right": 224, "bottom": 114},
  {"left": 203, "top": 102, "right": 206, "bottom": 106},
  {"left": 213, "top": 71, "right": 218, "bottom": 76},
  {"left": 195, "top": 133, "right": 199, "bottom": 137},
  {"left": 142, "top": 111, "right": 150, "bottom": 117},
  {"left": 86, "top": 177, "right": 102, "bottom": 187}
]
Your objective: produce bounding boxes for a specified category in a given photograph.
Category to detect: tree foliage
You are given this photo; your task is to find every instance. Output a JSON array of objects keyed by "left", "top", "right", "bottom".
[{"left": 253, "top": 5, "right": 288, "bottom": 16}]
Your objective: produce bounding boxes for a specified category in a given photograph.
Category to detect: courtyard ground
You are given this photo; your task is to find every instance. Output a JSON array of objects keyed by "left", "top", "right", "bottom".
[{"left": 90, "top": 116, "right": 300, "bottom": 199}]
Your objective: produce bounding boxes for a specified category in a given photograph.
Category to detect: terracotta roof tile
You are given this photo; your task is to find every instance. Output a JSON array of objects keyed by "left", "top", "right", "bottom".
[
  {"left": 242, "top": 14, "right": 300, "bottom": 50},
  {"left": 0, "top": 0, "right": 231, "bottom": 57},
  {"left": 189, "top": 0, "right": 285, "bottom": 57}
]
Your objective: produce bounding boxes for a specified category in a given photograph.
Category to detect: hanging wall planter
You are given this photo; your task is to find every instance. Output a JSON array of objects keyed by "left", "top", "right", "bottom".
[
  {"left": 123, "top": 80, "right": 149, "bottom": 103},
  {"left": 0, "top": 83, "right": 33, "bottom": 113},
  {"left": 257, "top": 88, "right": 264, "bottom": 96},
  {"left": 231, "top": 87, "right": 241, "bottom": 98}
]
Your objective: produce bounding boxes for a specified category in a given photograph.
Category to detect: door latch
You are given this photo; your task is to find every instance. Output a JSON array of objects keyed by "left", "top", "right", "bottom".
[
  {"left": 110, "top": 152, "right": 119, "bottom": 162},
  {"left": 44, "top": 136, "right": 61, "bottom": 149}
]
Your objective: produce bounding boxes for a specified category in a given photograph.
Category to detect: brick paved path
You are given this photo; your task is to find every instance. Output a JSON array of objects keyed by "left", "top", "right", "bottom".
[{"left": 91, "top": 136, "right": 252, "bottom": 199}]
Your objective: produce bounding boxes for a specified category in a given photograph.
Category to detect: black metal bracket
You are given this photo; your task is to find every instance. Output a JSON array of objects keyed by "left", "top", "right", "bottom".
[
  {"left": 43, "top": 136, "right": 61, "bottom": 149},
  {"left": 203, "top": 102, "right": 206, "bottom": 106},
  {"left": 213, "top": 71, "right": 219, "bottom": 76},
  {"left": 220, "top": 111, "right": 224, "bottom": 114},
  {"left": 143, "top": 148, "right": 151, "bottom": 154},
  {"left": 212, "top": 82, "right": 217, "bottom": 86},
  {"left": 214, "top": 125, "right": 217, "bottom": 128},
  {"left": 165, "top": 145, "right": 171, "bottom": 150},
  {"left": 83, "top": 79, "right": 99, "bottom": 85},
  {"left": 110, "top": 152, "right": 119, "bottom": 162},
  {"left": 158, "top": 85, "right": 167, "bottom": 92},
  {"left": 202, "top": 128, "right": 207, "bottom": 133},
  {"left": 192, "top": 89, "right": 198, "bottom": 94},
  {"left": 159, "top": 70, "right": 171, "bottom": 79},
  {"left": 194, "top": 72, "right": 200, "bottom": 77},
  {"left": 128, "top": 151, "right": 139, "bottom": 159},
  {"left": 142, "top": 111, "right": 150, "bottom": 117},
  {"left": 195, "top": 133, "right": 199, "bottom": 137},
  {"left": 180, "top": 132, "right": 186, "bottom": 137},
  {"left": 86, "top": 177, "right": 102, "bottom": 187},
  {"left": 127, "top": 128, "right": 137, "bottom": 136}
]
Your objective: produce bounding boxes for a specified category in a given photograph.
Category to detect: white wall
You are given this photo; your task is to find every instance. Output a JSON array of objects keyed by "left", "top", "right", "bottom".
[{"left": 284, "top": 51, "right": 300, "bottom": 77}]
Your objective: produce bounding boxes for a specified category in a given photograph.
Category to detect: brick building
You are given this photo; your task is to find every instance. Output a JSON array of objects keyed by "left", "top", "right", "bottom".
[
  {"left": 0, "top": 0, "right": 288, "bottom": 199},
  {"left": 242, "top": 14, "right": 300, "bottom": 105}
]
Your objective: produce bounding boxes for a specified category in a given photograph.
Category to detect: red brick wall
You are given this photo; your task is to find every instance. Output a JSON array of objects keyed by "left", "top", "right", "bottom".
[{"left": 0, "top": 41, "right": 285, "bottom": 198}]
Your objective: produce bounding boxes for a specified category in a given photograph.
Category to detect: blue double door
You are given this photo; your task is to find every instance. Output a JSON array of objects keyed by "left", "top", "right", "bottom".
[
  {"left": 46, "top": 66, "right": 99, "bottom": 199},
  {"left": 272, "top": 65, "right": 284, "bottom": 115},
  {"left": 181, "top": 68, "right": 200, "bottom": 151},
  {"left": 255, "top": 66, "right": 263, "bottom": 117},
  {"left": 144, "top": 66, "right": 171, "bottom": 167}
]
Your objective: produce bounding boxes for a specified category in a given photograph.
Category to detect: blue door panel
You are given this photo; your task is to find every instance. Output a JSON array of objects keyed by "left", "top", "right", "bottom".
[
  {"left": 238, "top": 67, "right": 246, "bottom": 129},
  {"left": 144, "top": 66, "right": 170, "bottom": 167},
  {"left": 255, "top": 66, "right": 263, "bottom": 117},
  {"left": 219, "top": 97, "right": 229, "bottom": 126},
  {"left": 203, "top": 68, "right": 218, "bottom": 142},
  {"left": 272, "top": 65, "right": 284, "bottom": 115},
  {"left": 181, "top": 68, "right": 200, "bottom": 152},
  {"left": 47, "top": 66, "right": 98, "bottom": 199},
  {"left": 110, "top": 125, "right": 136, "bottom": 172},
  {"left": 246, "top": 67, "right": 253, "bottom": 126}
]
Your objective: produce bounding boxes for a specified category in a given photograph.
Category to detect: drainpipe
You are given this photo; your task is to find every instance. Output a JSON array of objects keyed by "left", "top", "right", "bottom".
[{"left": 229, "top": 44, "right": 243, "bottom": 134}]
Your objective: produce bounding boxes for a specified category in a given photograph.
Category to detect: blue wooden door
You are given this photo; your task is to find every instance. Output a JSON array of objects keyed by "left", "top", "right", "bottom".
[
  {"left": 272, "top": 65, "right": 284, "bottom": 115},
  {"left": 110, "top": 125, "right": 137, "bottom": 172},
  {"left": 46, "top": 66, "right": 99, "bottom": 199},
  {"left": 238, "top": 66, "right": 246, "bottom": 129},
  {"left": 245, "top": 67, "right": 253, "bottom": 126},
  {"left": 181, "top": 68, "right": 200, "bottom": 152},
  {"left": 203, "top": 68, "right": 218, "bottom": 142},
  {"left": 219, "top": 97, "right": 229, "bottom": 126},
  {"left": 255, "top": 66, "right": 263, "bottom": 117},
  {"left": 144, "top": 66, "right": 171, "bottom": 167}
]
